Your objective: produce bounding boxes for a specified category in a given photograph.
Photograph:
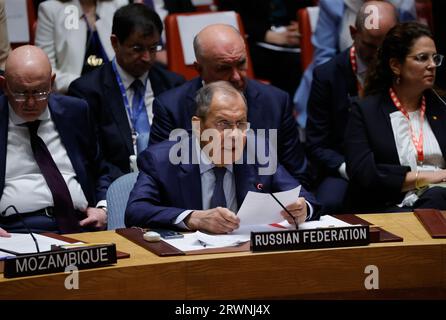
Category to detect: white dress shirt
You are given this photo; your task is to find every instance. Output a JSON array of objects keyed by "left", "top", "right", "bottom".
[
  {"left": 174, "top": 140, "right": 313, "bottom": 228},
  {"left": 174, "top": 144, "right": 238, "bottom": 228},
  {"left": 390, "top": 109, "right": 445, "bottom": 206},
  {"left": 0, "top": 105, "right": 89, "bottom": 216}
]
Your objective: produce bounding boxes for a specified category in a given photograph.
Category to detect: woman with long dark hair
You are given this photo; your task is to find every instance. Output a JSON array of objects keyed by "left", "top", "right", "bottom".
[{"left": 345, "top": 21, "right": 446, "bottom": 212}]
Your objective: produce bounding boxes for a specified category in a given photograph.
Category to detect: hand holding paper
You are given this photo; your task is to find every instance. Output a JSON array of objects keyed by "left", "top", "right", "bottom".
[{"left": 237, "top": 186, "right": 301, "bottom": 226}]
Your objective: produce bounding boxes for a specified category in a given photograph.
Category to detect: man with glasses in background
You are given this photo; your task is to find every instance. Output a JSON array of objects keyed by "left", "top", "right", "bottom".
[
  {"left": 0, "top": 45, "right": 112, "bottom": 237},
  {"left": 68, "top": 3, "right": 184, "bottom": 180},
  {"left": 125, "top": 81, "right": 319, "bottom": 234}
]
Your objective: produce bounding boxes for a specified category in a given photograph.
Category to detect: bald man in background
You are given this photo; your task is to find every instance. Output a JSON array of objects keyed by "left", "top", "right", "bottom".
[
  {"left": 305, "top": 1, "right": 399, "bottom": 214},
  {"left": 0, "top": 46, "right": 112, "bottom": 236},
  {"left": 150, "top": 24, "right": 310, "bottom": 188}
]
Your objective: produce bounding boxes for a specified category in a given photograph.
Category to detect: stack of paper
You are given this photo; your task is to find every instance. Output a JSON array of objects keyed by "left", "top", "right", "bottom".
[
  {"left": 0, "top": 233, "right": 72, "bottom": 255},
  {"left": 237, "top": 186, "right": 301, "bottom": 226}
]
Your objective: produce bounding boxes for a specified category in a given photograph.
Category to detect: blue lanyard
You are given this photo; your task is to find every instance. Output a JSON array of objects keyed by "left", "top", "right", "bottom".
[{"left": 111, "top": 59, "right": 148, "bottom": 134}]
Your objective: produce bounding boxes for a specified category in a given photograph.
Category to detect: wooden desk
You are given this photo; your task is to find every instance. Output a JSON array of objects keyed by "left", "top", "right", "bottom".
[{"left": 1, "top": 212, "right": 445, "bottom": 299}]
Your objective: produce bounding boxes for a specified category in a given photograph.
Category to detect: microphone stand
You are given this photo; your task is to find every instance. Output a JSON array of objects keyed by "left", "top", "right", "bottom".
[
  {"left": 1, "top": 205, "right": 40, "bottom": 253},
  {"left": 254, "top": 183, "right": 299, "bottom": 230}
]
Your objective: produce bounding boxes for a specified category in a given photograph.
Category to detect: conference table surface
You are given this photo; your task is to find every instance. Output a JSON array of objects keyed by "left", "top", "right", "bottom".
[{"left": 1, "top": 212, "right": 445, "bottom": 300}]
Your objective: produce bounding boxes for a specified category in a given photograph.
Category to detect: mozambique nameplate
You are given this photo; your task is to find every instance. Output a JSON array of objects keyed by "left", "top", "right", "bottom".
[
  {"left": 250, "top": 226, "right": 370, "bottom": 252},
  {"left": 3, "top": 244, "right": 117, "bottom": 278}
]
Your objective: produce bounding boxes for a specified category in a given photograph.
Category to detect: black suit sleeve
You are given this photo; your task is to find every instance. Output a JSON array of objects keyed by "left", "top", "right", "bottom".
[
  {"left": 277, "top": 92, "right": 310, "bottom": 189},
  {"left": 345, "top": 102, "right": 410, "bottom": 197},
  {"left": 306, "top": 67, "right": 345, "bottom": 175},
  {"left": 149, "top": 96, "right": 175, "bottom": 145},
  {"left": 68, "top": 80, "right": 127, "bottom": 180}
]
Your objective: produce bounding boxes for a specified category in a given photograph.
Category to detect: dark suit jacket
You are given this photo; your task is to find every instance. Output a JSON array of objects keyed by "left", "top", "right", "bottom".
[
  {"left": 218, "top": 0, "right": 312, "bottom": 43},
  {"left": 0, "top": 94, "right": 112, "bottom": 207},
  {"left": 163, "top": 0, "right": 195, "bottom": 13},
  {"left": 149, "top": 77, "right": 309, "bottom": 186},
  {"left": 125, "top": 138, "right": 319, "bottom": 228},
  {"left": 129, "top": 0, "right": 195, "bottom": 13},
  {"left": 345, "top": 90, "right": 446, "bottom": 212},
  {"left": 0, "top": 69, "right": 3, "bottom": 95},
  {"left": 306, "top": 48, "right": 357, "bottom": 177},
  {"left": 68, "top": 61, "right": 185, "bottom": 178}
]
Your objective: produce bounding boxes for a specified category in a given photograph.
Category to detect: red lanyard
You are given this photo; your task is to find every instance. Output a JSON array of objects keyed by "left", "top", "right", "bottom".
[
  {"left": 349, "top": 46, "right": 364, "bottom": 96},
  {"left": 389, "top": 87, "right": 426, "bottom": 163}
]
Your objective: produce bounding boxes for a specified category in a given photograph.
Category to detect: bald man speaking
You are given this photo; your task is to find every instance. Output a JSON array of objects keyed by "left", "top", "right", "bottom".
[{"left": 0, "top": 46, "right": 112, "bottom": 236}]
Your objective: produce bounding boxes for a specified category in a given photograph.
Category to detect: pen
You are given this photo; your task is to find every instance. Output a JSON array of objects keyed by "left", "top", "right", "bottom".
[{"left": 198, "top": 240, "right": 207, "bottom": 248}]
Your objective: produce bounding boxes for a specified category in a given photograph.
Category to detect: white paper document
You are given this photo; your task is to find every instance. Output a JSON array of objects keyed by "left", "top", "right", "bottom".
[
  {"left": 163, "top": 215, "right": 354, "bottom": 252},
  {"left": 237, "top": 186, "right": 301, "bottom": 226},
  {"left": 298, "top": 215, "right": 354, "bottom": 230},
  {"left": 0, "top": 233, "right": 71, "bottom": 255},
  {"left": 0, "top": 251, "right": 15, "bottom": 260},
  {"left": 163, "top": 231, "right": 250, "bottom": 252}
]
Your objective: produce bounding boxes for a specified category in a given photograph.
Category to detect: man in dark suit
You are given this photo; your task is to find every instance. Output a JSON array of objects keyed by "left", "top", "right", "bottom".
[
  {"left": 0, "top": 45, "right": 112, "bottom": 236},
  {"left": 305, "top": 1, "right": 398, "bottom": 214},
  {"left": 68, "top": 4, "right": 184, "bottom": 179},
  {"left": 149, "top": 24, "right": 309, "bottom": 188},
  {"left": 126, "top": 81, "right": 318, "bottom": 233}
]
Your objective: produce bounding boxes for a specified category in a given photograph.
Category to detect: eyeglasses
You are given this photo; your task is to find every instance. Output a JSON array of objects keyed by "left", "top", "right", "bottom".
[
  {"left": 130, "top": 44, "right": 163, "bottom": 55},
  {"left": 215, "top": 121, "right": 250, "bottom": 132},
  {"left": 7, "top": 87, "right": 50, "bottom": 102},
  {"left": 407, "top": 53, "right": 444, "bottom": 67}
]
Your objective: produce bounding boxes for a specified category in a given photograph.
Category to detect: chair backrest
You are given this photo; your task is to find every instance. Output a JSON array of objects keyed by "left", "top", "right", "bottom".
[
  {"left": 191, "top": 0, "right": 217, "bottom": 12},
  {"left": 106, "top": 172, "right": 138, "bottom": 230},
  {"left": 165, "top": 11, "right": 255, "bottom": 80},
  {"left": 297, "top": 6, "right": 320, "bottom": 71},
  {"left": 6, "top": 0, "right": 36, "bottom": 48}
]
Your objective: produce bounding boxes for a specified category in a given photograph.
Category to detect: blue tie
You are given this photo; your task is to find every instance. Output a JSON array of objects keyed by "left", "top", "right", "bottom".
[
  {"left": 210, "top": 167, "right": 227, "bottom": 208},
  {"left": 131, "top": 79, "right": 150, "bottom": 154}
]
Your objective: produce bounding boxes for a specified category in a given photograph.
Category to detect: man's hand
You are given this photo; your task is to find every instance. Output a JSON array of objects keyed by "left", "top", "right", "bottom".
[
  {"left": 280, "top": 197, "right": 307, "bottom": 225},
  {"left": 0, "top": 227, "right": 11, "bottom": 238},
  {"left": 184, "top": 207, "right": 240, "bottom": 234},
  {"left": 265, "top": 22, "right": 300, "bottom": 47},
  {"left": 79, "top": 207, "right": 107, "bottom": 230}
]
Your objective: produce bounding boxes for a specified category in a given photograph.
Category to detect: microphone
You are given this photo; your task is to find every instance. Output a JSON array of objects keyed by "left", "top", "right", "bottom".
[
  {"left": 254, "top": 183, "right": 299, "bottom": 230},
  {"left": 1, "top": 205, "right": 40, "bottom": 253}
]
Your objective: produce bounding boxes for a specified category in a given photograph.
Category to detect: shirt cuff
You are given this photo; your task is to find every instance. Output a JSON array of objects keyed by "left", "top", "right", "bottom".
[
  {"left": 305, "top": 201, "right": 313, "bottom": 221},
  {"left": 96, "top": 200, "right": 107, "bottom": 209},
  {"left": 338, "top": 162, "right": 349, "bottom": 180},
  {"left": 174, "top": 210, "right": 193, "bottom": 230}
]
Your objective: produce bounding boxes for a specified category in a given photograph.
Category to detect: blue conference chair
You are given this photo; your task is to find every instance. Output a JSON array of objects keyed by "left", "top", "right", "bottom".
[{"left": 106, "top": 172, "right": 138, "bottom": 230}]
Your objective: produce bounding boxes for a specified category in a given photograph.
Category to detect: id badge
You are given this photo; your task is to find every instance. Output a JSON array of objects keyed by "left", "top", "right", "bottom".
[{"left": 132, "top": 131, "right": 139, "bottom": 155}]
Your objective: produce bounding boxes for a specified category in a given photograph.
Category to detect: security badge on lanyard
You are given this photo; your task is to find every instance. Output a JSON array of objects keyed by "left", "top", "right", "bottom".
[{"left": 111, "top": 59, "right": 147, "bottom": 155}]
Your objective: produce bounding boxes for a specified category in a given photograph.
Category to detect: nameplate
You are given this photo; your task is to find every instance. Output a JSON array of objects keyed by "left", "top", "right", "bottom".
[
  {"left": 250, "top": 226, "right": 370, "bottom": 252},
  {"left": 3, "top": 244, "right": 117, "bottom": 278}
]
